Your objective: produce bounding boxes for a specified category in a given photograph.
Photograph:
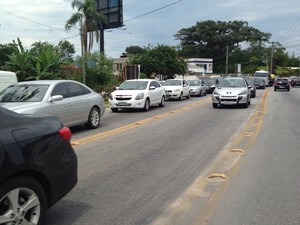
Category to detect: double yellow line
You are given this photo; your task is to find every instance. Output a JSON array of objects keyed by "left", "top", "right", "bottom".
[{"left": 72, "top": 98, "right": 210, "bottom": 146}]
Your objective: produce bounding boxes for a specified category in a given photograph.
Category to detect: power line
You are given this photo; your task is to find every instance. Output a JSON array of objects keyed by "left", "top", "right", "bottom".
[
  {"left": 0, "top": 8, "right": 78, "bottom": 33},
  {"left": 124, "top": 0, "right": 183, "bottom": 23}
]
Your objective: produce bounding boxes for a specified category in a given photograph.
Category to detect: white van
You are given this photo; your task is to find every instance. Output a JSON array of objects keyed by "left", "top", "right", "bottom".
[{"left": 0, "top": 71, "right": 18, "bottom": 92}]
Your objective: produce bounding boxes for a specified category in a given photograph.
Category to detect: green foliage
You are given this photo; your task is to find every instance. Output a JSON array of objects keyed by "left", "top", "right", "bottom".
[
  {"left": 175, "top": 20, "right": 271, "bottom": 73},
  {"left": 74, "top": 52, "right": 116, "bottom": 91},
  {"left": 0, "top": 43, "right": 18, "bottom": 68},
  {"left": 128, "top": 44, "right": 186, "bottom": 79}
]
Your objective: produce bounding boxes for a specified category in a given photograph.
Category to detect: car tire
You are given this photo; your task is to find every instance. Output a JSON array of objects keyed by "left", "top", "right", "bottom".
[
  {"left": 159, "top": 96, "right": 165, "bottom": 107},
  {"left": 86, "top": 107, "right": 100, "bottom": 129},
  {"left": 204, "top": 90, "right": 207, "bottom": 96},
  {"left": 187, "top": 92, "right": 190, "bottom": 99},
  {"left": 0, "top": 176, "right": 47, "bottom": 225},
  {"left": 274, "top": 88, "right": 276, "bottom": 91},
  {"left": 143, "top": 99, "right": 150, "bottom": 111},
  {"left": 287, "top": 88, "right": 290, "bottom": 91},
  {"left": 178, "top": 93, "right": 183, "bottom": 101},
  {"left": 111, "top": 108, "right": 118, "bottom": 112},
  {"left": 212, "top": 103, "right": 218, "bottom": 108},
  {"left": 199, "top": 90, "right": 202, "bottom": 97},
  {"left": 243, "top": 101, "right": 249, "bottom": 108}
]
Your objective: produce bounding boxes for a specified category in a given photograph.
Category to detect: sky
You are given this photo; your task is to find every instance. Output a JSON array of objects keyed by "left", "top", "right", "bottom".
[{"left": 1, "top": 0, "right": 300, "bottom": 59}]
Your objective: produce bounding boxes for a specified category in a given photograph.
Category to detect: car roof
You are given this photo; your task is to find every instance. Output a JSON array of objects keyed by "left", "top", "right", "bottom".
[
  {"left": 124, "top": 79, "right": 156, "bottom": 82},
  {"left": 16, "top": 80, "right": 80, "bottom": 85}
]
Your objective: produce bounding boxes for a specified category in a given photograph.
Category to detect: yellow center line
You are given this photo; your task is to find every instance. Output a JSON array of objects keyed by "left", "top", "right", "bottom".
[{"left": 72, "top": 98, "right": 210, "bottom": 146}]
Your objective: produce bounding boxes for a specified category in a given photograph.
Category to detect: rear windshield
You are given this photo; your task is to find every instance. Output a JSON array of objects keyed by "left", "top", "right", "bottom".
[{"left": 0, "top": 84, "right": 49, "bottom": 102}]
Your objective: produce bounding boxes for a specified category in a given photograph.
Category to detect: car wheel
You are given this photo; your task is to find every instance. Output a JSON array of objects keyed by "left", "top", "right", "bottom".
[
  {"left": 274, "top": 88, "right": 276, "bottom": 91},
  {"left": 178, "top": 93, "right": 183, "bottom": 101},
  {"left": 199, "top": 90, "right": 202, "bottom": 97},
  {"left": 204, "top": 90, "right": 207, "bottom": 96},
  {"left": 212, "top": 103, "right": 218, "bottom": 108},
  {"left": 86, "top": 107, "right": 100, "bottom": 129},
  {"left": 159, "top": 96, "right": 165, "bottom": 107},
  {"left": 187, "top": 92, "right": 191, "bottom": 99},
  {"left": 243, "top": 101, "right": 249, "bottom": 108},
  {"left": 111, "top": 108, "right": 118, "bottom": 112},
  {"left": 144, "top": 98, "right": 150, "bottom": 111},
  {"left": 287, "top": 88, "right": 290, "bottom": 91},
  {"left": 0, "top": 176, "right": 47, "bottom": 225}
]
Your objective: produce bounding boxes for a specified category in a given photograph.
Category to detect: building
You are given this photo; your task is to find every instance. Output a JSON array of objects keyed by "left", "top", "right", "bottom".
[{"left": 185, "top": 58, "right": 213, "bottom": 76}]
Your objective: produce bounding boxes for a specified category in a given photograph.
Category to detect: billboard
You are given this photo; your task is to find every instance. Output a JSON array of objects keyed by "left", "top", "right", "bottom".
[{"left": 96, "top": 0, "right": 123, "bottom": 29}]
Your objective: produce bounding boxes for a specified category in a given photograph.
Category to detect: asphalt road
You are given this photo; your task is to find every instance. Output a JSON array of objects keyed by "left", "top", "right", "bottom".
[{"left": 45, "top": 87, "right": 300, "bottom": 225}]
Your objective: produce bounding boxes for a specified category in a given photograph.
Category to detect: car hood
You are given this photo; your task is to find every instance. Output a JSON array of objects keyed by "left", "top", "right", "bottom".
[
  {"left": 214, "top": 87, "right": 247, "bottom": 95},
  {"left": 189, "top": 86, "right": 201, "bottom": 89},
  {"left": 112, "top": 90, "right": 146, "bottom": 96},
  {"left": 164, "top": 86, "right": 182, "bottom": 90},
  {"left": 0, "top": 102, "right": 42, "bottom": 114}
]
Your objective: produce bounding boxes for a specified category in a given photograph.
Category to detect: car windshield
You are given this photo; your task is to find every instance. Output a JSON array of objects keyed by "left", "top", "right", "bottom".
[
  {"left": 164, "top": 80, "right": 182, "bottom": 86},
  {"left": 203, "top": 78, "right": 217, "bottom": 85},
  {"left": 219, "top": 79, "right": 246, "bottom": 88},
  {"left": 118, "top": 81, "right": 148, "bottom": 90},
  {"left": 0, "top": 84, "right": 49, "bottom": 102},
  {"left": 245, "top": 78, "right": 254, "bottom": 85},
  {"left": 254, "top": 78, "right": 264, "bottom": 84},
  {"left": 187, "top": 80, "right": 200, "bottom": 86}
]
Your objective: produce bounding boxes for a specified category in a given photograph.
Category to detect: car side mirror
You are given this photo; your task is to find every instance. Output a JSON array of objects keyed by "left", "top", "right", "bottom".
[
  {"left": 149, "top": 86, "right": 156, "bottom": 90},
  {"left": 49, "top": 95, "right": 63, "bottom": 102}
]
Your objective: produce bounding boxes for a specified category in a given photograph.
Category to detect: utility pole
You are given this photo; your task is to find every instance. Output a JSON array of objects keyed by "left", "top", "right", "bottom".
[
  {"left": 270, "top": 42, "right": 275, "bottom": 74},
  {"left": 225, "top": 45, "right": 229, "bottom": 76}
]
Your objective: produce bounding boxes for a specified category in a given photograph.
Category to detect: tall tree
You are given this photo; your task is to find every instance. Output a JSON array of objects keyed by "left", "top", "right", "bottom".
[
  {"left": 65, "top": 0, "right": 106, "bottom": 84},
  {"left": 129, "top": 45, "right": 186, "bottom": 79},
  {"left": 175, "top": 20, "right": 271, "bottom": 73}
]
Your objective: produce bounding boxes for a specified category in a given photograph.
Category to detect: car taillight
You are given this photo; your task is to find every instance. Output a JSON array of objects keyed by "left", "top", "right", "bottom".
[{"left": 59, "top": 127, "right": 72, "bottom": 141}]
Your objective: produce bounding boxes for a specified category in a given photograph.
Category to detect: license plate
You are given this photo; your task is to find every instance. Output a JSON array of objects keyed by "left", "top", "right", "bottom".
[
  {"left": 223, "top": 101, "right": 235, "bottom": 105},
  {"left": 118, "top": 102, "right": 127, "bottom": 106}
]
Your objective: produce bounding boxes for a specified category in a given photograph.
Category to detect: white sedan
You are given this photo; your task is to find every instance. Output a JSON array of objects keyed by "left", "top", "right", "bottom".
[
  {"left": 109, "top": 79, "right": 165, "bottom": 112},
  {"left": 164, "top": 79, "right": 190, "bottom": 100}
]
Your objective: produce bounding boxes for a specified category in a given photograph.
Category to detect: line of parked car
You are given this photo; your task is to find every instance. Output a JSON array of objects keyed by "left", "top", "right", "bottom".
[
  {"left": 108, "top": 77, "right": 221, "bottom": 112},
  {"left": 1, "top": 73, "right": 298, "bottom": 224}
]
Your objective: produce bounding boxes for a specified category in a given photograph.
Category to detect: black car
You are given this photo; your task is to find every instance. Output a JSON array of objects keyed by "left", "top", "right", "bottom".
[
  {"left": 274, "top": 78, "right": 290, "bottom": 91},
  {"left": 0, "top": 107, "right": 77, "bottom": 225},
  {"left": 291, "top": 77, "right": 300, "bottom": 87},
  {"left": 254, "top": 77, "right": 266, "bottom": 89},
  {"left": 203, "top": 77, "right": 220, "bottom": 94},
  {"left": 245, "top": 77, "right": 256, "bottom": 98}
]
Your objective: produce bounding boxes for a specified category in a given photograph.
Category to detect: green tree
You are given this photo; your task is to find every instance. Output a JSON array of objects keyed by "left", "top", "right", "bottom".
[
  {"left": 5, "top": 38, "right": 32, "bottom": 81},
  {"left": 0, "top": 43, "right": 18, "bottom": 68},
  {"left": 129, "top": 45, "right": 186, "bottom": 79},
  {"left": 125, "top": 45, "right": 147, "bottom": 55},
  {"left": 65, "top": 0, "right": 106, "bottom": 84},
  {"left": 75, "top": 52, "right": 115, "bottom": 91},
  {"left": 56, "top": 40, "right": 75, "bottom": 63},
  {"left": 175, "top": 20, "right": 271, "bottom": 73}
]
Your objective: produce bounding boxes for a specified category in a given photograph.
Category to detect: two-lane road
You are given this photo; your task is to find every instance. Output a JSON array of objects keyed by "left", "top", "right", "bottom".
[{"left": 45, "top": 87, "right": 300, "bottom": 225}]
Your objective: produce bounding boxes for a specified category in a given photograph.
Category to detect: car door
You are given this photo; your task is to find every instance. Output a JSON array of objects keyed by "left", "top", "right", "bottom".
[
  {"left": 64, "top": 82, "right": 93, "bottom": 125},
  {"left": 183, "top": 80, "right": 190, "bottom": 96},
  {"left": 149, "top": 81, "right": 162, "bottom": 104},
  {"left": 49, "top": 82, "right": 73, "bottom": 125}
]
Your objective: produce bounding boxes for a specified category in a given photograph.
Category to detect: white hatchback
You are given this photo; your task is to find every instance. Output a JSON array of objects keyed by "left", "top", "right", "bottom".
[
  {"left": 164, "top": 79, "right": 190, "bottom": 100},
  {"left": 109, "top": 79, "right": 165, "bottom": 112}
]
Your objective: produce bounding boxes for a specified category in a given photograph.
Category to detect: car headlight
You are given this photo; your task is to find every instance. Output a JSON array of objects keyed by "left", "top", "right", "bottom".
[
  {"left": 135, "top": 93, "right": 144, "bottom": 100},
  {"left": 109, "top": 94, "right": 113, "bottom": 100},
  {"left": 239, "top": 90, "right": 247, "bottom": 95},
  {"left": 213, "top": 90, "right": 220, "bottom": 95}
]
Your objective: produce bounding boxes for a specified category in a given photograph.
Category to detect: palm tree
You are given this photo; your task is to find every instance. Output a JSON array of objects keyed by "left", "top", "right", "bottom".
[{"left": 65, "top": 0, "right": 106, "bottom": 84}]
